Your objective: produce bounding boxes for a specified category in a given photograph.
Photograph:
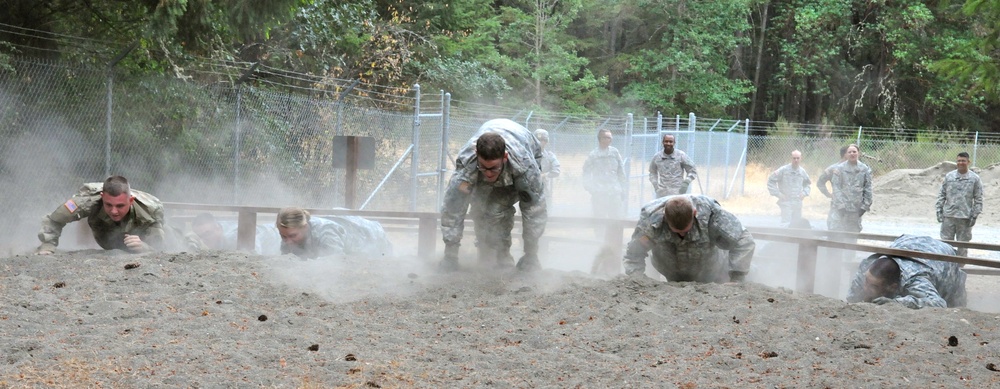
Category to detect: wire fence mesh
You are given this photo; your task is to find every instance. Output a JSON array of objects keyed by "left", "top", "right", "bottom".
[{"left": 3, "top": 56, "right": 1000, "bottom": 253}]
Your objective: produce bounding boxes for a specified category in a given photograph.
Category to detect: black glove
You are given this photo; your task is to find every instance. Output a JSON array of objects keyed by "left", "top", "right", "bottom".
[{"left": 729, "top": 271, "right": 747, "bottom": 283}]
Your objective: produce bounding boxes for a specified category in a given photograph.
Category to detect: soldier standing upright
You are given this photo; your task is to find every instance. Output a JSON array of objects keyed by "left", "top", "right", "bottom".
[
  {"left": 767, "top": 150, "right": 811, "bottom": 224},
  {"left": 36, "top": 175, "right": 185, "bottom": 254},
  {"left": 534, "top": 129, "right": 561, "bottom": 201},
  {"left": 846, "top": 234, "right": 967, "bottom": 309},
  {"left": 622, "top": 195, "right": 755, "bottom": 283},
  {"left": 582, "top": 128, "right": 628, "bottom": 218},
  {"left": 440, "top": 119, "right": 547, "bottom": 271},
  {"left": 935, "top": 152, "right": 983, "bottom": 257},
  {"left": 648, "top": 134, "right": 698, "bottom": 197},
  {"left": 816, "top": 144, "right": 872, "bottom": 233}
]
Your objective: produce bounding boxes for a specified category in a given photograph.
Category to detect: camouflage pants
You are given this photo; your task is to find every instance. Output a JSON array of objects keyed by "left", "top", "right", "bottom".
[
  {"left": 828, "top": 209, "right": 862, "bottom": 233},
  {"left": 589, "top": 191, "right": 623, "bottom": 239},
  {"left": 777, "top": 199, "right": 803, "bottom": 224},
  {"left": 469, "top": 185, "right": 547, "bottom": 264},
  {"left": 940, "top": 217, "right": 973, "bottom": 257}
]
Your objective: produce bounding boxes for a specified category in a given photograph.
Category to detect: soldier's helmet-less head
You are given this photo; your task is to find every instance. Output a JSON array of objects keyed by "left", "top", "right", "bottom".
[
  {"left": 276, "top": 207, "right": 311, "bottom": 246},
  {"left": 534, "top": 129, "right": 549, "bottom": 143}
]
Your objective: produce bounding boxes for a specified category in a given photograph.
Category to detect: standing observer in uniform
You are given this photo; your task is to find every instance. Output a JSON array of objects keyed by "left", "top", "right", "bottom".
[
  {"left": 935, "top": 152, "right": 983, "bottom": 257},
  {"left": 622, "top": 195, "right": 755, "bottom": 283},
  {"left": 534, "top": 129, "right": 561, "bottom": 201},
  {"left": 846, "top": 234, "right": 966, "bottom": 309},
  {"left": 439, "top": 119, "right": 547, "bottom": 271},
  {"left": 36, "top": 175, "right": 187, "bottom": 254},
  {"left": 275, "top": 207, "right": 393, "bottom": 259},
  {"left": 648, "top": 134, "right": 698, "bottom": 197},
  {"left": 582, "top": 128, "right": 628, "bottom": 218},
  {"left": 816, "top": 144, "right": 872, "bottom": 232},
  {"left": 767, "top": 150, "right": 811, "bottom": 224}
]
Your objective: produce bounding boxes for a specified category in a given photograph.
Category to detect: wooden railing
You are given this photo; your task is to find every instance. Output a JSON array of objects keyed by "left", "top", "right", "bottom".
[{"left": 163, "top": 202, "right": 1000, "bottom": 294}]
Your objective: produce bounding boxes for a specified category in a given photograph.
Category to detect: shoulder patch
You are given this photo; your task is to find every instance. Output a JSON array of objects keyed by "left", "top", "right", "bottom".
[{"left": 64, "top": 199, "right": 78, "bottom": 213}]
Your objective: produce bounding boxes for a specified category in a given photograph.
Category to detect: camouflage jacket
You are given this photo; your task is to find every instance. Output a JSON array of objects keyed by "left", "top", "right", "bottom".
[
  {"left": 847, "top": 234, "right": 967, "bottom": 308},
  {"left": 540, "top": 149, "right": 561, "bottom": 178},
  {"left": 623, "top": 195, "right": 755, "bottom": 279},
  {"left": 935, "top": 170, "right": 983, "bottom": 220},
  {"left": 38, "top": 183, "right": 167, "bottom": 252},
  {"left": 281, "top": 216, "right": 393, "bottom": 259},
  {"left": 648, "top": 149, "right": 698, "bottom": 196},
  {"left": 767, "top": 164, "right": 811, "bottom": 201},
  {"left": 816, "top": 160, "right": 873, "bottom": 212},
  {"left": 440, "top": 119, "right": 546, "bottom": 246},
  {"left": 582, "top": 146, "right": 627, "bottom": 195}
]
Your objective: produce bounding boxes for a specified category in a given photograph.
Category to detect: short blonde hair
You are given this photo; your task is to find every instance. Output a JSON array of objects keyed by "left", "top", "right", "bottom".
[
  {"left": 663, "top": 196, "right": 695, "bottom": 229},
  {"left": 276, "top": 207, "right": 310, "bottom": 229}
]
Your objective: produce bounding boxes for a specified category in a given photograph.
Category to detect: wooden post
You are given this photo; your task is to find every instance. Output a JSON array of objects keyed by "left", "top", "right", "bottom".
[
  {"left": 345, "top": 136, "right": 359, "bottom": 209},
  {"left": 237, "top": 211, "right": 257, "bottom": 251},
  {"left": 418, "top": 215, "right": 437, "bottom": 258},
  {"left": 796, "top": 241, "right": 818, "bottom": 294}
]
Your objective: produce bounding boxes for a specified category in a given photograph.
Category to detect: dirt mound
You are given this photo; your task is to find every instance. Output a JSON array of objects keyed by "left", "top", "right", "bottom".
[
  {"left": 3, "top": 249, "right": 1000, "bottom": 387},
  {"left": 869, "top": 161, "right": 1000, "bottom": 224}
]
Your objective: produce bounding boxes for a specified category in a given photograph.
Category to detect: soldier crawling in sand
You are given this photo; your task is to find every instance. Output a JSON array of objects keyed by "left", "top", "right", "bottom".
[
  {"left": 847, "top": 234, "right": 967, "bottom": 309},
  {"left": 36, "top": 175, "right": 195, "bottom": 254},
  {"left": 275, "top": 207, "right": 393, "bottom": 259},
  {"left": 622, "top": 194, "right": 755, "bottom": 283}
]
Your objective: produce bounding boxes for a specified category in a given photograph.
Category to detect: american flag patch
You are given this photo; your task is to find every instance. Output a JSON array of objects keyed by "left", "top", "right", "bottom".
[{"left": 63, "top": 199, "right": 78, "bottom": 213}]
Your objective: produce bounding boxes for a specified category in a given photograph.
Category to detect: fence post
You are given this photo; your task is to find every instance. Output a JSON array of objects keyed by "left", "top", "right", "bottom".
[
  {"left": 856, "top": 126, "right": 862, "bottom": 146},
  {"left": 411, "top": 84, "right": 421, "bottom": 212},
  {"left": 625, "top": 113, "right": 633, "bottom": 215},
  {"left": 657, "top": 111, "right": 662, "bottom": 133},
  {"left": 973, "top": 131, "right": 980, "bottom": 167},
  {"left": 742, "top": 119, "right": 749, "bottom": 196},
  {"left": 232, "top": 62, "right": 259, "bottom": 205},
  {"left": 105, "top": 42, "right": 137, "bottom": 177},
  {"left": 438, "top": 91, "right": 451, "bottom": 209}
]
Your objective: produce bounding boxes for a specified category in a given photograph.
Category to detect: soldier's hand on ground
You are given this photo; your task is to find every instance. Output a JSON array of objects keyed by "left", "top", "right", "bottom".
[
  {"left": 728, "top": 271, "right": 747, "bottom": 283},
  {"left": 35, "top": 249, "right": 53, "bottom": 255},
  {"left": 124, "top": 234, "right": 147, "bottom": 252},
  {"left": 871, "top": 297, "right": 896, "bottom": 305}
]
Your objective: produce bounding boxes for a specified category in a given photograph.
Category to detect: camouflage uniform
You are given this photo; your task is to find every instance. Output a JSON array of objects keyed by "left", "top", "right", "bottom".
[
  {"left": 37, "top": 183, "right": 191, "bottom": 253},
  {"left": 847, "top": 234, "right": 967, "bottom": 309},
  {"left": 767, "top": 164, "right": 812, "bottom": 223},
  {"left": 623, "top": 195, "right": 756, "bottom": 282},
  {"left": 214, "top": 220, "right": 283, "bottom": 255},
  {"left": 935, "top": 169, "right": 983, "bottom": 256},
  {"left": 582, "top": 146, "right": 627, "bottom": 218},
  {"left": 440, "top": 119, "right": 546, "bottom": 268},
  {"left": 648, "top": 149, "right": 698, "bottom": 197},
  {"left": 281, "top": 216, "right": 393, "bottom": 259},
  {"left": 816, "top": 161, "right": 873, "bottom": 232},
  {"left": 540, "top": 149, "right": 561, "bottom": 201}
]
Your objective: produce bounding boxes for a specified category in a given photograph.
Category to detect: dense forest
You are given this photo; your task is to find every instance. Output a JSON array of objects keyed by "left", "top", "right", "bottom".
[{"left": 2, "top": 0, "right": 999, "bottom": 133}]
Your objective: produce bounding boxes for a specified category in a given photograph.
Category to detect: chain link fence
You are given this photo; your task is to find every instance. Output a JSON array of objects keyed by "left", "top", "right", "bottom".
[{"left": 3, "top": 57, "right": 999, "bottom": 253}]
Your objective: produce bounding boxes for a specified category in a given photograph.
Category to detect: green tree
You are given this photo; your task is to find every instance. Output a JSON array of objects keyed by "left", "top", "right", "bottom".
[{"left": 618, "top": 0, "right": 754, "bottom": 117}]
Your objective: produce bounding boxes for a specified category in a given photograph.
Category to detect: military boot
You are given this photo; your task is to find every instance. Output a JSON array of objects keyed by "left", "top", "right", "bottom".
[{"left": 439, "top": 243, "right": 460, "bottom": 272}]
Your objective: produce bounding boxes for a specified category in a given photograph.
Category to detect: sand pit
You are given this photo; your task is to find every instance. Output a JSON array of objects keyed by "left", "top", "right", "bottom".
[
  {"left": 2, "top": 249, "right": 1000, "bottom": 387},
  {"left": 869, "top": 161, "right": 1000, "bottom": 224}
]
